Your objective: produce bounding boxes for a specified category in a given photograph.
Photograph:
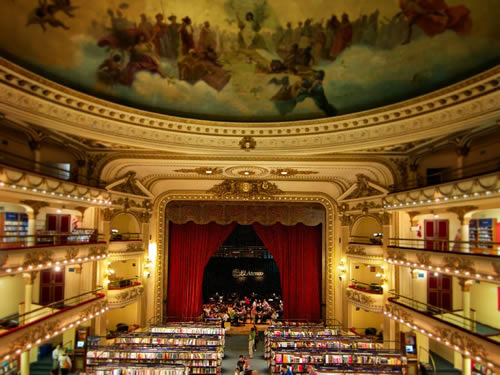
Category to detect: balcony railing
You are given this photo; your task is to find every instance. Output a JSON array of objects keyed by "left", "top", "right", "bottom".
[
  {"left": 389, "top": 158, "right": 500, "bottom": 193},
  {"left": 388, "top": 238, "right": 500, "bottom": 256},
  {"left": 110, "top": 232, "right": 141, "bottom": 241},
  {"left": 0, "top": 288, "right": 104, "bottom": 332},
  {"left": 349, "top": 280, "right": 383, "bottom": 294},
  {"left": 0, "top": 232, "right": 105, "bottom": 250},
  {"left": 349, "top": 235, "right": 383, "bottom": 246},
  {"left": 0, "top": 150, "right": 102, "bottom": 187},
  {"left": 388, "top": 292, "right": 500, "bottom": 343},
  {"left": 108, "top": 277, "right": 140, "bottom": 290}
]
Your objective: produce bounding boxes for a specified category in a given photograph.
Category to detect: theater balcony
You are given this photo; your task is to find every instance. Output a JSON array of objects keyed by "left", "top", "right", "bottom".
[
  {"left": 0, "top": 237, "right": 108, "bottom": 278},
  {"left": 385, "top": 239, "right": 500, "bottom": 285},
  {"left": 0, "top": 288, "right": 107, "bottom": 360},
  {"left": 107, "top": 279, "right": 144, "bottom": 309},
  {"left": 346, "top": 236, "right": 384, "bottom": 260},
  {"left": 346, "top": 281, "right": 384, "bottom": 313},
  {"left": 385, "top": 292, "right": 500, "bottom": 370}
]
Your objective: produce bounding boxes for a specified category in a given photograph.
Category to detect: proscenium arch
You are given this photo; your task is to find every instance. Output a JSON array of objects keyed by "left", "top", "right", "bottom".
[{"left": 153, "top": 191, "right": 339, "bottom": 324}]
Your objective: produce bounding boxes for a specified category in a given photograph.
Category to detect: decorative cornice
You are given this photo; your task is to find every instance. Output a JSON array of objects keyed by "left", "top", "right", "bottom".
[
  {"left": 1, "top": 58, "right": 498, "bottom": 155},
  {"left": 155, "top": 191, "right": 337, "bottom": 323},
  {"left": 108, "top": 285, "right": 144, "bottom": 309},
  {"left": 207, "top": 180, "right": 284, "bottom": 199},
  {"left": 269, "top": 168, "right": 319, "bottom": 177},
  {"left": 174, "top": 167, "right": 223, "bottom": 175}
]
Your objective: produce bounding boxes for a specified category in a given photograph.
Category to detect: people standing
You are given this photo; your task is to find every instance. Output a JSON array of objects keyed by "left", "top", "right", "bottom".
[
  {"left": 52, "top": 344, "right": 62, "bottom": 373},
  {"left": 58, "top": 349, "right": 72, "bottom": 375},
  {"left": 248, "top": 326, "right": 256, "bottom": 358}
]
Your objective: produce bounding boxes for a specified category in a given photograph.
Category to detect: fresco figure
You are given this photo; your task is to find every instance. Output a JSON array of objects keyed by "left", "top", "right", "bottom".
[
  {"left": 152, "top": 13, "right": 170, "bottom": 57},
  {"left": 27, "top": 0, "right": 76, "bottom": 31},
  {"left": 138, "top": 14, "right": 154, "bottom": 41},
  {"left": 397, "top": 0, "right": 472, "bottom": 44},
  {"left": 238, "top": 12, "right": 266, "bottom": 50},
  {"left": 198, "top": 21, "right": 217, "bottom": 54},
  {"left": 120, "top": 33, "right": 165, "bottom": 86},
  {"left": 167, "top": 15, "right": 180, "bottom": 59},
  {"left": 180, "top": 17, "right": 195, "bottom": 55},
  {"left": 330, "top": 13, "right": 352, "bottom": 59},
  {"left": 97, "top": 53, "right": 124, "bottom": 86},
  {"left": 268, "top": 70, "right": 336, "bottom": 116}
]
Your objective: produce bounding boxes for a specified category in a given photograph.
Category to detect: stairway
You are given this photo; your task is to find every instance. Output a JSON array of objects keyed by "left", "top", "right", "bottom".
[
  {"left": 431, "top": 352, "right": 462, "bottom": 375},
  {"left": 29, "top": 354, "right": 53, "bottom": 375}
]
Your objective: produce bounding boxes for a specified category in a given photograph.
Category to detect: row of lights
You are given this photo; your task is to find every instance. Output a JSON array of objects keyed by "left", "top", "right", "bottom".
[
  {"left": 2, "top": 306, "right": 109, "bottom": 361},
  {"left": 384, "top": 190, "right": 499, "bottom": 209},
  {"left": 0, "top": 182, "right": 112, "bottom": 205},
  {"left": 384, "top": 310, "right": 497, "bottom": 370},
  {"left": 385, "top": 258, "right": 496, "bottom": 282},
  {"left": 2, "top": 254, "right": 109, "bottom": 275}
]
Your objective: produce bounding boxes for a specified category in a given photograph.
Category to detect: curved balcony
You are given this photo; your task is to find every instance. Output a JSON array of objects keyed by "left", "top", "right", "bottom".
[
  {"left": 108, "top": 235, "right": 144, "bottom": 260},
  {"left": 386, "top": 238, "right": 500, "bottom": 285},
  {"left": 107, "top": 281, "right": 144, "bottom": 309},
  {"left": 346, "top": 283, "right": 384, "bottom": 313},
  {"left": 0, "top": 236, "right": 108, "bottom": 277},
  {"left": 346, "top": 237, "right": 384, "bottom": 261},
  {"left": 386, "top": 293, "right": 500, "bottom": 370},
  {"left": 0, "top": 288, "right": 107, "bottom": 359}
]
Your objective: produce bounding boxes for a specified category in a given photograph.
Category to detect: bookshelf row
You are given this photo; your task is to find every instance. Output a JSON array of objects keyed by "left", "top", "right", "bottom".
[
  {"left": 85, "top": 364, "right": 188, "bottom": 375},
  {"left": 86, "top": 325, "right": 225, "bottom": 375},
  {"left": 265, "top": 326, "right": 407, "bottom": 375}
]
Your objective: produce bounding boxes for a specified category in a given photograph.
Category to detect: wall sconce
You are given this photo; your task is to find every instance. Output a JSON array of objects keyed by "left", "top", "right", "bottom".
[
  {"left": 338, "top": 259, "right": 347, "bottom": 281},
  {"left": 144, "top": 258, "right": 153, "bottom": 278}
]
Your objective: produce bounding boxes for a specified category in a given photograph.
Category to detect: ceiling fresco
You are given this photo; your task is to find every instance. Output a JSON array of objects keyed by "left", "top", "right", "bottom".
[{"left": 0, "top": 0, "right": 499, "bottom": 122}]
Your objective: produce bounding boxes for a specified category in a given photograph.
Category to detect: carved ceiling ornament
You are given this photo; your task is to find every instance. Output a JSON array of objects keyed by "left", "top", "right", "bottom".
[
  {"left": 0, "top": 253, "right": 8, "bottom": 268},
  {"left": 447, "top": 205, "right": 478, "bottom": 224},
  {"left": 443, "top": 256, "right": 475, "bottom": 274},
  {"left": 433, "top": 327, "right": 486, "bottom": 358},
  {"left": 20, "top": 199, "right": 49, "bottom": 217},
  {"left": 108, "top": 171, "right": 148, "bottom": 197},
  {"left": 270, "top": 168, "right": 319, "bottom": 177},
  {"left": 207, "top": 180, "right": 284, "bottom": 199},
  {"left": 239, "top": 136, "right": 256, "bottom": 151},
  {"left": 385, "top": 303, "right": 414, "bottom": 324},
  {"left": 387, "top": 250, "right": 407, "bottom": 262},
  {"left": 346, "top": 289, "right": 374, "bottom": 304},
  {"left": 125, "top": 242, "right": 144, "bottom": 253},
  {"left": 89, "top": 245, "right": 107, "bottom": 257},
  {"left": 165, "top": 201, "right": 325, "bottom": 226},
  {"left": 346, "top": 245, "right": 367, "bottom": 256},
  {"left": 23, "top": 250, "right": 54, "bottom": 267},
  {"left": 174, "top": 167, "right": 223, "bottom": 175},
  {"left": 416, "top": 253, "right": 431, "bottom": 267},
  {"left": 65, "top": 247, "right": 79, "bottom": 261}
]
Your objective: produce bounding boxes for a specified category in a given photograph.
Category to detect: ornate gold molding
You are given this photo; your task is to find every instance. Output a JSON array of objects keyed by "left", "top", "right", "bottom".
[
  {"left": 270, "top": 168, "right": 319, "bottom": 177},
  {"left": 346, "top": 288, "right": 383, "bottom": 313},
  {"left": 207, "top": 180, "right": 284, "bottom": 199},
  {"left": 155, "top": 192, "right": 337, "bottom": 322},
  {"left": 346, "top": 245, "right": 367, "bottom": 256},
  {"left": 174, "top": 167, "right": 223, "bottom": 175}
]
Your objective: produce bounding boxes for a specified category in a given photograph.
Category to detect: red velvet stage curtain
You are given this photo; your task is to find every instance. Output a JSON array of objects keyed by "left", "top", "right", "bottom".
[
  {"left": 167, "top": 221, "right": 236, "bottom": 320},
  {"left": 253, "top": 223, "right": 322, "bottom": 321}
]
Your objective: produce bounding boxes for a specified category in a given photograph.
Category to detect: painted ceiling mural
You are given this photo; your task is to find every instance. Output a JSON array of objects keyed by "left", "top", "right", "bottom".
[{"left": 0, "top": 0, "right": 499, "bottom": 122}]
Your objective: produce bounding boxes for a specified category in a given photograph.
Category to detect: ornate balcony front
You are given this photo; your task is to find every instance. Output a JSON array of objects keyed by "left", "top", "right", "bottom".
[
  {"left": 386, "top": 294, "right": 500, "bottom": 371},
  {"left": 108, "top": 239, "right": 144, "bottom": 260},
  {"left": 0, "top": 290, "right": 107, "bottom": 360},
  {"left": 385, "top": 240, "right": 500, "bottom": 285},
  {"left": 0, "top": 242, "right": 108, "bottom": 277},
  {"left": 346, "top": 241, "right": 384, "bottom": 263},
  {"left": 107, "top": 283, "right": 144, "bottom": 309},
  {"left": 346, "top": 285, "right": 384, "bottom": 313}
]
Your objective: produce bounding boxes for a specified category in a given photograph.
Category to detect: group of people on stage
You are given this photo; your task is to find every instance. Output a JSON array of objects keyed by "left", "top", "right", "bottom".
[{"left": 203, "top": 292, "right": 282, "bottom": 325}]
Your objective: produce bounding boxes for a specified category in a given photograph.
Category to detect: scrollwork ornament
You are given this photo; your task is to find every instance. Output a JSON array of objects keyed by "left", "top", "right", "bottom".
[
  {"left": 346, "top": 245, "right": 367, "bottom": 256},
  {"left": 23, "top": 250, "right": 54, "bottom": 267},
  {"left": 416, "top": 253, "right": 431, "bottom": 267},
  {"left": 65, "top": 247, "right": 79, "bottom": 260}
]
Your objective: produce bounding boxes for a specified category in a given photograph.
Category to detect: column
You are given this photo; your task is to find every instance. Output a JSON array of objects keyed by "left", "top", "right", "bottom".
[
  {"left": 463, "top": 356, "right": 471, "bottom": 375},
  {"left": 416, "top": 331, "right": 429, "bottom": 364},
  {"left": 20, "top": 273, "right": 35, "bottom": 375},
  {"left": 455, "top": 144, "right": 470, "bottom": 179},
  {"left": 459, "top": 278, "right": 473, "bottom": 330},
  {"left": 29, "top": 140, "right": 40, "bottom": 173},
  {"left": 338, "top": 215, "right": 351, "bottom": 328},
  {"left": 447, "top": 206, "right": 477, "bottom": 253}
]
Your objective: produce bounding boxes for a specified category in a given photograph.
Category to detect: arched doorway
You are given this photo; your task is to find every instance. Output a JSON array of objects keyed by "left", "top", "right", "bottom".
[
  {"left": 162, "top": 201, "right": 326, "bottom": 322},
  {"left": 202, "top": 225, "right": 282, "bottom": 308}
]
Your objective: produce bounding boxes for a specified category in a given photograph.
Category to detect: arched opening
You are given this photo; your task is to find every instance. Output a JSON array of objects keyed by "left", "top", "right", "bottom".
[
  {"left": 163, "top": 201, "right": 326, "bottom": 323},
  {"left": 351, "top": 215, "right": 382, "bottom": 243},
  {"left": 202, "top": 225, "right": 282, "bottom": 323},
  {"left": 110, "top": 213, "right": 141, "bottom": 240}
]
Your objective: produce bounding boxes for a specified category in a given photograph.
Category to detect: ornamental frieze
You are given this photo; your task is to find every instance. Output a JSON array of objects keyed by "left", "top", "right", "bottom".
[{"left": 208, "top": 180, "right": 283, "bottom": 199}]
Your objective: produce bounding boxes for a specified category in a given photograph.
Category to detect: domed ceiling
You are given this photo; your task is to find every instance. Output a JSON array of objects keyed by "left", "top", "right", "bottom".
[{"left": 1, "top": 0, "right": 499, "bottom": 123}]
